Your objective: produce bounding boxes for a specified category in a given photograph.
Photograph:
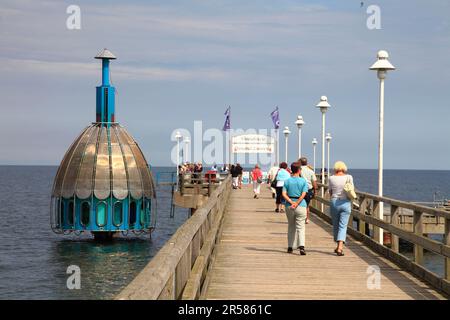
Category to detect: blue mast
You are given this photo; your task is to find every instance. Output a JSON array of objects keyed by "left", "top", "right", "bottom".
[{"left": 95, "top": 48, "right": 116, "bottom": 124}]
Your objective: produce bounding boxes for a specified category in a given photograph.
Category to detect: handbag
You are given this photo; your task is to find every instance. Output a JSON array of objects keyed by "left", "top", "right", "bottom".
[
  {"left": 343, "top": 176, "right": 357, "bottom": 201},
  {"left": 257, "top": 177, "right": 263, "bottom": 184},
  {"left": 270, "top": 169, "right": 280, "bottom": 188}
]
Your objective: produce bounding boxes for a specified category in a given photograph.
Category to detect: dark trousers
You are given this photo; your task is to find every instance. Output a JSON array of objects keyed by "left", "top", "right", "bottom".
[{"left": 275, "top": 187, "right": 283, "bottom": 204}]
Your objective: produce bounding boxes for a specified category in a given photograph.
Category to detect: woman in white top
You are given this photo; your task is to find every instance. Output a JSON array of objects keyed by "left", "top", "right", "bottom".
[{"left": 328, "top": 161, "right": 354, "bottom": 256}]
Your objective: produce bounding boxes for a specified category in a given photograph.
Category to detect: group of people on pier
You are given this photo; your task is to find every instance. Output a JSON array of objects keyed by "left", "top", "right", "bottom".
[{"left": 246, "top": 158, "right": 355, "bottom": 257}]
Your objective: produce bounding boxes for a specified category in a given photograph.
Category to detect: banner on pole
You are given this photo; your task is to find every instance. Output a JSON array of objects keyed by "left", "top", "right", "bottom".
[{"left": 231, "top": 134, "right": 275, "bottom": 154}]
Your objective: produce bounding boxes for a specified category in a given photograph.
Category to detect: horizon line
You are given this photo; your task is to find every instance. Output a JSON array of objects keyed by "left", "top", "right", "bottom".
[{"left": 0, "top": 164, "right": 449, "bottom": 172}]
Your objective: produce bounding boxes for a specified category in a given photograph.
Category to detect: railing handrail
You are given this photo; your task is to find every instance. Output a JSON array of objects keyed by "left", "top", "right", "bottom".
[
  {"left": 311, "top": 183, "right": 450, "bottom": 295},
  {"left": 318, "top": 182, "right": 450, "bottom": 219},
  {"left": 313, "top": 196, "right": 450, "bottom": 259},
  {"left": 116, "top": 175, "right": 232, "bottom": 300}
]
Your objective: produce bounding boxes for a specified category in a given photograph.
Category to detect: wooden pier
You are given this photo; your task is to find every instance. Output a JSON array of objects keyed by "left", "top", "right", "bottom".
[{"left": 117, "top": 176, "right": 450, "bottom": 300}]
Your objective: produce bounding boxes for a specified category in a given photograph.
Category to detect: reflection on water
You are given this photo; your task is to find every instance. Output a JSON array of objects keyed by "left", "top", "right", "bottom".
[
  {"left": 50, "top": 237, "right": 153, "bottom": 299},
  {"left": 0, "top": 166, "right": 188, "bottom": 299}
]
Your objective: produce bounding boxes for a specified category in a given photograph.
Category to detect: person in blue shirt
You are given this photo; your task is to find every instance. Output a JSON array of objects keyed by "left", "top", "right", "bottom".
[
  {"left": 274, "top": 162, "right": 291, "bottom": 213},
  {"left": 282, "top": 162, "right": 309, "bottom": 255}
]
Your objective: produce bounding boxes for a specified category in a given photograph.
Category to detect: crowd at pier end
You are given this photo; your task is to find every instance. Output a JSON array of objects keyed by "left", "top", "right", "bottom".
[{"left": 177, "top": 158, "right": 356, "bottom": 257}]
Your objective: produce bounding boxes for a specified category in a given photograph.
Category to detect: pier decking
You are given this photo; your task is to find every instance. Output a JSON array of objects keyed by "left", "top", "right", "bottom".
[
  {"left": 117, "top": 176, "right": 450, "bottom": 300},
  {"left": 203, "top": 185, "right": 445, "bottom": 300}
]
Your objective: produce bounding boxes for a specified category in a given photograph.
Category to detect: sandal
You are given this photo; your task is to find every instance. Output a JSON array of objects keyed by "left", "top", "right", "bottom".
[{"left": 336, "top": 250, "right": 344, "bottom": 256}]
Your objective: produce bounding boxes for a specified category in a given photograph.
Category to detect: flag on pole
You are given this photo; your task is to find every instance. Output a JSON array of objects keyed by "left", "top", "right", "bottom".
[
  {"left": 222, "top": 106, "right": 231, "bottom": 131},
  {"left": 270, "top": 106, "right": 280, "bottom": 129}
]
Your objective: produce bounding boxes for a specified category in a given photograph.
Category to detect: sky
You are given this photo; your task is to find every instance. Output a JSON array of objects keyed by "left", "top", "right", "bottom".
[{"left": 0, "top": 0, "right": 449, "bottom": 169}]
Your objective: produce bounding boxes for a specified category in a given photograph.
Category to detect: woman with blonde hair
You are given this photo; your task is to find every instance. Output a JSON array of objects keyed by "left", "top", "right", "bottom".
[{"left": 328, "top": 161, "right": 355, "bottom": 256}]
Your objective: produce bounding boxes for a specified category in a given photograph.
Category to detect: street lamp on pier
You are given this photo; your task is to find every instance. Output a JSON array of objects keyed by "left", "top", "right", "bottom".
[
  {"left": 370, "top": 50, "right": 396, "bottom": 244},
  {"left": 283, "top": 126, "right": 291, "bottom": 163},
  {"left": 312, "top": 138, "right": 317, "bottom": 173},
  {"left": 184, "top": 136, "right": 190, "bottom": 163},
  {"left": 316, "top": 96, "right": 331, "bottom": 201},
  {"left": 295, "top": 115, "right": 305, "bottom": 159},
  {"left": 326, "top": 133, "right": 332, "bottom": 181},
  {"left": 175, "top": 131, "right": 182, "bottom": 188}
]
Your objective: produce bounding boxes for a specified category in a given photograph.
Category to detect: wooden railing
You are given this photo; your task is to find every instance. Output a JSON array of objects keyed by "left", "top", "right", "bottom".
[
  {"left": 178, "top": 172, "right": 228, "bottom": 197},
  {"left": 311, "top": 183, "right": 450, "bottom": 295},
  {"left": 116, "top": 175, "right": 232, "bottom": 300}
]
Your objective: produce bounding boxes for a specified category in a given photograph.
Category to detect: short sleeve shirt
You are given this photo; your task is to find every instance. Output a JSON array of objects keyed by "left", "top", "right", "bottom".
[
  {"left": 301, "top": 166, "right": 317, "bottom": 190},
  {"left": 282, "top": 177, "right": 308, "bottom": 207},
  {"left": 328, "top": 174, "right": 354, "bottom": 200}
]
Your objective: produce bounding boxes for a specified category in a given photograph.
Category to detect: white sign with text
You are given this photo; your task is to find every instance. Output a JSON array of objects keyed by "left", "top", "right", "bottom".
[{"left": 231, "top": 134, "right": 275, "bottom": 154}]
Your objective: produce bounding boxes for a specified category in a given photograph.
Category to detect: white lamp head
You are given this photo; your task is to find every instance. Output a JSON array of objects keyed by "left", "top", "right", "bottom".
[
  {"left": 312, "top": 138, "right": 317, "bottom": 146},
  {"left": 283, "top": 126, "right": 291, "bottom": 137},
  {"left": 370, "top": 50, "right": 396, "bottom": 71},
  {"left": 175, "top": 131, "right": 182, "bottom": 140},
  {"left": 326, "top": 133, "right": 332, "bottom": 142},
  {"left": 316, "top": 96, "right": 331, "bottom": 113},
  {"left": 184, "top": 137, "right": 190, "bottom": 143},
  {"left": 295, "top": 115, "right": 305, "bottom": 128}
]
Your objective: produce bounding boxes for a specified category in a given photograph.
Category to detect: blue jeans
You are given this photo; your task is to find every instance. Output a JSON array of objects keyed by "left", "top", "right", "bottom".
[{"left": 330, "top": 199, "right": 351, "bottom": 242}]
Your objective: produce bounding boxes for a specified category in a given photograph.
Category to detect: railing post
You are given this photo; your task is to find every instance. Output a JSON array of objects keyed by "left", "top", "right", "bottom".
[
  {"left": 179, "top": 174, "right": 184, "bottom": 195},
  {"left": 445, "top": 217, "right": 450, "bottom": 280},
  {"left": 347, "top": 202, "right": 354, "bottom": 229},
  {"left": 413, "top": 210, "right": 424, "bottom": 265},
  {"left": 390, "top": 205, "right": 400, "bottom": 253},
  {"left": 372, "top": 200, "right": 382, "bottom": 243},
  {"left": 358, "top": 197, "right": 367, "bottom": 235}
]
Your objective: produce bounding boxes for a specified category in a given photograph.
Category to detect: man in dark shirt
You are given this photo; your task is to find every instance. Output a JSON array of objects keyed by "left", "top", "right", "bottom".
[
  {"left": 236, "top": 164, "right": 243, "bottom": 189},
  {"left": 230, "top": 165, "right": 239, "bottom": 189}
]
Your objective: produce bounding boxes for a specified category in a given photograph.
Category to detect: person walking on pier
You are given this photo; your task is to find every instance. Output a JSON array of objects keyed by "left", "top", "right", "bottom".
[
  {"left": 299, "top": 157, "right": 317, "bottom": 224},
  {"left": 251, "top": 164, "right": 263, "bottom": 199},
  {"left": 230, "top": 165, "right": 239, "bottom": 189},
  {"left": 268, "top": 163, "right": 279, "bottom": 199},
  {"left": 274, "top": 162, "right": 291, "bottom": 213},
  {"left": 282, "top": 162, "right": 308, "bottom": 255},
  {"left": 328, "top": 161, "right": 355, "bottom": 256},
  {"left": 236, "top": 163, "right": 243, "bottom": 189}
]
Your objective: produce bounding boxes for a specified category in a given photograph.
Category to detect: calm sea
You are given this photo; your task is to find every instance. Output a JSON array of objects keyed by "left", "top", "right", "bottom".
[
  {"left": 0, "top": 167, "right": 449, "bottom": 299},
  {"left": 0, "top": 166, "right": 188, "bottom": 300}
]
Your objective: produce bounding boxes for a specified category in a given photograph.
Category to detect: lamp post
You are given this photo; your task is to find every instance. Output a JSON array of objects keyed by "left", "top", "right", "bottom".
[
  {"left": 175, "top": 131, "right": 182, "bottom": 188},
  {"left": 326, "top": 133, "right": 332, "bottom": 181},
  {"left": 283, "top": 126, "right": 291, "bottom": 163},
  {"left": 370, "top": 50, "right": 396, "bottom": 244},
  {"left": 295, "top": 115, "right": 305, "bottom": 159},
  {"left": 184, "top": 136, "right": 190, "bottom": 163},
  {"left": 312, "top": 138, "right": 317, "bottom": 173},
  {"left": 316, "top": 96, "right": 331, "bottom": 201}
]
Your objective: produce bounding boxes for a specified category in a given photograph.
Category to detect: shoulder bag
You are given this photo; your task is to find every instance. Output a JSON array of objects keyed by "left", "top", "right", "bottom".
[
  {"left": 343, "top": 176, "right": 357, "bottom": 201},
  {"left": 270, "top": 169, "right": 280, "bottom": 188}
]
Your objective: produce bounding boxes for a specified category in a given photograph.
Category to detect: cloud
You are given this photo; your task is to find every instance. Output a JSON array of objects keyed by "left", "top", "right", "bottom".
[
  {"left": 1, "top": 0, "right": 450, "bottom": 168},
  {"left": 0, "top": 57, "right": 233, "bottom": 81}
]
